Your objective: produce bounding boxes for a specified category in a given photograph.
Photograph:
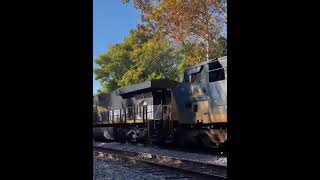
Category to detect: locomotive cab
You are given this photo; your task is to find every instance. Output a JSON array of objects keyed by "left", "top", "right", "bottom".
[
  {"left": 172, "top": 56, "right": 227, "bottom": 147},
  {"left": 173, "top": 56, "right": 227, "bottom": 125}
]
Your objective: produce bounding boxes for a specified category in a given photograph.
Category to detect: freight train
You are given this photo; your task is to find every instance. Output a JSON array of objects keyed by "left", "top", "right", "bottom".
[{"left": 93, "top": 56, "right": 227, "bottom": 148}]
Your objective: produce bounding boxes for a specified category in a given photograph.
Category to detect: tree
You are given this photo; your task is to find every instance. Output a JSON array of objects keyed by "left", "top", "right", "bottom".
[
  {"left": 94, "top": 29, "right": 180, "bottom": 93},
  {"left": 212, "top": 36, "right": 227, "bottom": 59},
  {"left": 123, "top": 0, "right": 227, "bottom": 60},
  {"left": 95, "top": 1, "right": 227, "bottom": 93},
  {"left": 121, "top": 38, "right": 180, "bottom": 85},
  {"left": 94, "top": 30, "right": 148, "bottom": 93}
]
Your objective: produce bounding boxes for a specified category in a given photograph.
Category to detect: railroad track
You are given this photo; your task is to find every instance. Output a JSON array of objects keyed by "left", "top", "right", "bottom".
[
  {"left": 94, "top": 156, "right": 192, "bottom": 180},
  {"left": 94, "top": 139, "right": 226, "bottom": 157},
  {"left": 94, "top": 146, "right": 227, "bottom": 180}
]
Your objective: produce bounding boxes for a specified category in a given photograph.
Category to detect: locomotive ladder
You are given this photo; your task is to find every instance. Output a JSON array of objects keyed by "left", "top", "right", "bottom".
[{"left": 144, "top": 105, "right": 172, "bottom": 144}]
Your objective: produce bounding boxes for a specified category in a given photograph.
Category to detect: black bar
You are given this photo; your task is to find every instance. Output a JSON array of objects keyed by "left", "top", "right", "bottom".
[
  {"left": 161, "top": 105, "right": 164, "bottom": 129},
  {"left": 133, "top": 107, "right": 136, "bottom": 123},
  {"left": 124, "top": 108, "right": 126, "bottom": 123}
]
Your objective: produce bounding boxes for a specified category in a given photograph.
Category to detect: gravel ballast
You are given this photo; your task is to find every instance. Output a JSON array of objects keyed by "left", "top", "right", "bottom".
[
  {"left": 93, "top": 156, "right": 191, "bottom": 180},
  {"left": 93, "top": 142, "right": 227, "bottom": 167}
]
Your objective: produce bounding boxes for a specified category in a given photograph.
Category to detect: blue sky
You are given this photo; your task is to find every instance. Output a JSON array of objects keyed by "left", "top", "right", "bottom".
[
  {"left": 93, "top": 0, "right": 141, "bottom": 95},
  {"left": 93, "top": 0, "right": 227, "bottom": 95}
]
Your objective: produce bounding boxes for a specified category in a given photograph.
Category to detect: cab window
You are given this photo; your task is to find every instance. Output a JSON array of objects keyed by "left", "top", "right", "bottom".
[{"left": 208, "top": 61, "right": 225, "bottom": 82}]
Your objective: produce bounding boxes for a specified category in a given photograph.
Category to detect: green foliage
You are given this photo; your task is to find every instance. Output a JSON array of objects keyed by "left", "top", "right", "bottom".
[
  {"left": 212, "top": 36, "right": 227, "bottom": 59},
  {"left": 94, "top": 1, "right": 227, "bottom": 93},
  {"left": 94, "top": 29, "right": 180, "bottom": 93}
]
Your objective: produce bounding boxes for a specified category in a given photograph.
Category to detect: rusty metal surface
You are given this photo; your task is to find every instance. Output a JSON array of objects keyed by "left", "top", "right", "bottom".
[{"left": 172, "top": 56, "right": 227, "bottom": 124}]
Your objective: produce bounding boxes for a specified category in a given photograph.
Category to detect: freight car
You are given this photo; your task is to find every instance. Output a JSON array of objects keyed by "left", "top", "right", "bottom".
[{"left": 93, "top": 56, "right": 227, "bottom": 148}]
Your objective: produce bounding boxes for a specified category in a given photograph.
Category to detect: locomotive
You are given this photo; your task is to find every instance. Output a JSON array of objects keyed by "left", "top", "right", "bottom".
[{"left": 93, "top": 56, "right": 227, "bottom": 148}]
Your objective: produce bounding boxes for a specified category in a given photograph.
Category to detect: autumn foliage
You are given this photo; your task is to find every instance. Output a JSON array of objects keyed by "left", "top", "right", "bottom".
[{"left": 95, "top": 0, "right": 227, "bottom": 93}]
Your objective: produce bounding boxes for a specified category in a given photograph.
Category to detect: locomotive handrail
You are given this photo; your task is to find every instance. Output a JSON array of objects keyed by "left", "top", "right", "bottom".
[
  {"left": 153, "top": 105, "right": 162, "bottom": 120},
  {"left": 95, "top": 104, "right": 173, "bottom": 123}
]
